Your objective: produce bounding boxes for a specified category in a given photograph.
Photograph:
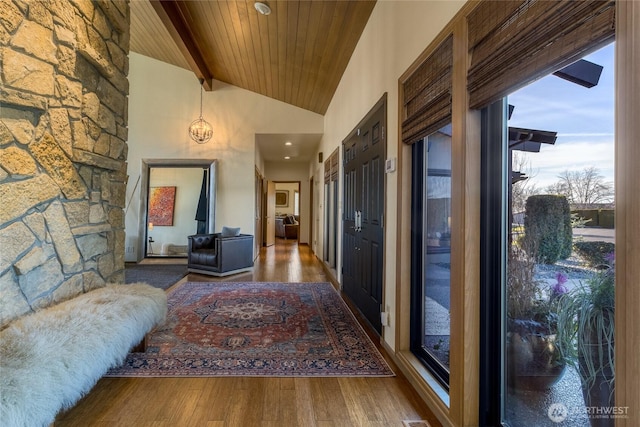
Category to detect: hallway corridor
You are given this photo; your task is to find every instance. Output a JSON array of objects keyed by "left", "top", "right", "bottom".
[{"left": 55, "top": 241, "right": 439, "bottom": 427}]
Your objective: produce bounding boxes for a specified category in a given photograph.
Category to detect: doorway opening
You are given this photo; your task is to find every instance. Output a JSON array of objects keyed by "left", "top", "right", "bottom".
[{"left": 273, "top": 181, "right": 301, "bottom": 243}]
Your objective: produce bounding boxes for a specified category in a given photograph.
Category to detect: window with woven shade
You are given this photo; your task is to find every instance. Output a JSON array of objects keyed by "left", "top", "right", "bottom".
[
  {"left": 323, "top": 148, "right": 339, "bottom": 269},
  {"left": 467, "top": 0, "right": 615, "bottom": 110},
  {"left": 402, "top": 35, "right": 453, "bottom": 145}
]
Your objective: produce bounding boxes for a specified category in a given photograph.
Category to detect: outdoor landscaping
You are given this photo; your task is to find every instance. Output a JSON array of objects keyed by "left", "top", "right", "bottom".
[{"left": 507, "top": 193, "right": 615, "bottom": 426}]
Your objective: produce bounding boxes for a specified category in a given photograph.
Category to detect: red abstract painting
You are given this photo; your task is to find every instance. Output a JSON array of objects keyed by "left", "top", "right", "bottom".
[{"left": 148, "top": 186, "right": 176, "bottom": 226}]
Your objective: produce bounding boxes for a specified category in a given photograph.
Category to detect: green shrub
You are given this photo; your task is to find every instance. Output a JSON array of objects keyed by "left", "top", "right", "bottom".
[
  {"left": 572, "top": 209, "right": 599, "bottom": 226},
  {"left": 523, "top": 195, "right": 572, "bottom": 264},
  {"left": 574, "top": 241, "right": 615, "bottom": 267},
  {"left": 570, "top": 212, "right": 592, "bottom": 228}
]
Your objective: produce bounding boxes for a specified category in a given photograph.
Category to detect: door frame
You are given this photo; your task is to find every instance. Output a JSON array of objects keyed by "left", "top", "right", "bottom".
[
  {"left": 264, "top": 180, "right": 276, "bottom": 246},
  {"left": 272, "top": 180, "right": 302, "bottom": 243},
  {"left": 309, "top": 176, "right": 314, "bottom": 247},
  {"left": 254, "top": 167, "right": 264, "bottom": 258}
]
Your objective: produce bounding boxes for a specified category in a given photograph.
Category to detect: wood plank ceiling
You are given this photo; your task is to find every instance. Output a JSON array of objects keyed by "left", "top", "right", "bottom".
[{"left": 130, "top": 1, "right": 377, "bottom": 115}]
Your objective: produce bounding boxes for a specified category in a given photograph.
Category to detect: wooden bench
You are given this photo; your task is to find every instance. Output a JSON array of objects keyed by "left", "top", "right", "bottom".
[{"left": 0, "top": 283, "right": 167, "bottom": 427}]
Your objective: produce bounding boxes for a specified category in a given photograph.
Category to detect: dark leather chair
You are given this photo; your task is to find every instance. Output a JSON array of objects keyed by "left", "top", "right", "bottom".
[
  {"left": 275, "top": 215, "right": 298, "bottom": 240},
  {"left": 275, "top": 216, "right": 298, "bottom": 239},
  {"left": 284, "top": 221, "right": 298, "bottom": 239},
  {"left": 187, "top": 233, "right": 254, "bottom": 276}
]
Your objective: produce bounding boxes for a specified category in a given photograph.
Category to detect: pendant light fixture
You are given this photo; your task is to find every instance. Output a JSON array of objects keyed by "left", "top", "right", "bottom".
[{"left": 189, "top": 79, "right": 213, "bottom": 144}]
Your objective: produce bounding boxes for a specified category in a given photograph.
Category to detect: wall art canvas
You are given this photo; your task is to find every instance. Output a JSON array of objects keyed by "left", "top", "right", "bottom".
[
  {"left": 149, "top": 186, "right": 176, "bottom": 226},
  {"left": 275, "top": 190, "right": 289, "bottom": 207}
]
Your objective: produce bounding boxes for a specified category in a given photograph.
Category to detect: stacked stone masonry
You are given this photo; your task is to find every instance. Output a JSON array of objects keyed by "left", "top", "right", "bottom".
[{"left": 0, "top": 0, "right": 130, "bottom": 328}]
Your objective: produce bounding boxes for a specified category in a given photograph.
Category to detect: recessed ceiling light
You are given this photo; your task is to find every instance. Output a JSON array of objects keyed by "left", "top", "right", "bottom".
[
  {"left": 254, "top": 2, "right": 271, "bottom": 15},
  {"left": 284, "top": 156, "right": 291, "bottom": 160},
  {"left": 285, "top": 141, "right": 292, "bottom": 146}
]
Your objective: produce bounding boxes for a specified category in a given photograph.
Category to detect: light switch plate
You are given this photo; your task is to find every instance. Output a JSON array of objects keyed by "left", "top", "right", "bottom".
[{"left": 385, "top": 158, "right": 396, "bottom": 173}]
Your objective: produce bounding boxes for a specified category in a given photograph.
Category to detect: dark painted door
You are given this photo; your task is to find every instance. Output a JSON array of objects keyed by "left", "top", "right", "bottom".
[{"left": 342, "top": 98, "right": 386, "bottom": 333}]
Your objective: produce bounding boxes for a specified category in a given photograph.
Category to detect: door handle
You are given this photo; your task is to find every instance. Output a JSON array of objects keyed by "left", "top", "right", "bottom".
[{"left": 353, "top": 210, "right": 363, "bottom": 232}]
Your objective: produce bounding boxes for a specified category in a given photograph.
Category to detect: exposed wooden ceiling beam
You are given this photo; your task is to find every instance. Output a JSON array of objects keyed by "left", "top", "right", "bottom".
[
  {"left": 134, "top": 1, "right": 376, "bottom": 112},
  {"left": 150, "top": 0, "right": 213, "bottom": 90}
]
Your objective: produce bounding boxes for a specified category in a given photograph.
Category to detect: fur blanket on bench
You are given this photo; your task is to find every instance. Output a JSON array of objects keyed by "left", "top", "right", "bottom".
[{"left": 0, "top": 283, "right": 167, "bottom": 427}]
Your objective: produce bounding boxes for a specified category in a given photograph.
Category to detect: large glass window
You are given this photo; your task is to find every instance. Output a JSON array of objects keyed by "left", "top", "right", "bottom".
[
  {"left": 482, "top": 44, "right": 616, "bottom": 426},
  {"left": 411, "top": 124, "right": 452, "bottom": 388}
]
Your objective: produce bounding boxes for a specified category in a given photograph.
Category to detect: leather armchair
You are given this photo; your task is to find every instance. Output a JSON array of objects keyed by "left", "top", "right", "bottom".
[
  {"left": 187, "top": 233, "right": 254, "bottom": 276},
  {"left": 284, "top": 222, "right": 298, "bottom": 239},
  {"left": 275, "top": 215, "right": 299, "bottom": 240}
]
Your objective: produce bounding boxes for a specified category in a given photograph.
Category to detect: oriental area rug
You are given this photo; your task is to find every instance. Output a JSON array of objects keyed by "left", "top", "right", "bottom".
[{"left": 107, "top": 282, "right": 394, "bottom": 377}]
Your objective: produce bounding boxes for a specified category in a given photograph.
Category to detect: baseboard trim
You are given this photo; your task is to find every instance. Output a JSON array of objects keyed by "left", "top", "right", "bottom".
[{"left": 317, "top": 256, "right": 340, "bottom": 289}]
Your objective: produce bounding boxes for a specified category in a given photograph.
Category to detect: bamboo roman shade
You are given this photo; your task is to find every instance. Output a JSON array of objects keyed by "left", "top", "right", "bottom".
[
  {"left": 402, "top": 36, "right": 453, "bottom": 145},
  {"left": 324, "top": 149, "right": 339, "bottom": 184},
  {"left": 467, "top": 0, "right": 615, "bottom": 110}
]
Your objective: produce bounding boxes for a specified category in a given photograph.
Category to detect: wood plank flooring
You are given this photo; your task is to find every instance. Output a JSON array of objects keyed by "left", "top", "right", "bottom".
[{"left": 55, "top": 240, "right": 440, "bottom": 427}]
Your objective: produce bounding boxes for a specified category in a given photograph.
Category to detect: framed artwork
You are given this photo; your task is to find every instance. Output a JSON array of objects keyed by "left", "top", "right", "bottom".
[
  {"left": 148, "top": 186, "right": 176, "bottom": 226},
  {"left": 275, "top": 190, "right": 289, "bottom": 207}
]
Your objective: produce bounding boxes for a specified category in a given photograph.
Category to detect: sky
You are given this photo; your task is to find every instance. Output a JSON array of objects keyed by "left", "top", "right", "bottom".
[{"left": 507, "top": 43, "right": 615, "bottom": 190}]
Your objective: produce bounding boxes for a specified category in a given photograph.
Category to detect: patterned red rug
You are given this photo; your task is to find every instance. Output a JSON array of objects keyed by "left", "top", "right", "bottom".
[{"left": 107, "top": 282, "right": 394, "bottom": 377}]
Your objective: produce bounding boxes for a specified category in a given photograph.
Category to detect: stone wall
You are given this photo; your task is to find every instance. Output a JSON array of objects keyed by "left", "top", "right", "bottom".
[{"left": 0, "top": 0, "right": 129, "bottom": 328}]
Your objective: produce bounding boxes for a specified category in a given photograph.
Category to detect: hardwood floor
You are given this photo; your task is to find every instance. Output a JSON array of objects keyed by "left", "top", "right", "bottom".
[{"left": 55, "top": 240, "right": 440, "bottom": 427}]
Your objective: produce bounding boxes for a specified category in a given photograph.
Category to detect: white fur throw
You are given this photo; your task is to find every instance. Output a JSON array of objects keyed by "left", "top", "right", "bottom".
[{"left": 0, "top": 283, "right": 167, "bottom": 427}]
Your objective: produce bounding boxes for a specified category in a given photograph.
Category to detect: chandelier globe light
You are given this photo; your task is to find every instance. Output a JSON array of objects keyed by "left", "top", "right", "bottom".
[{"left": 189, "top": 79, "right": 213, "bottom": 144}]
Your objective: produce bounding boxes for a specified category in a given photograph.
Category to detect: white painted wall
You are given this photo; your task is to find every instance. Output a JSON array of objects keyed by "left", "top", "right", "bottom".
[
  {"left": 126, "top": 53, "right": 323, "bottom": 261},
  {"left": 315, "top": 0, "right": 466, "bottom": 348}
]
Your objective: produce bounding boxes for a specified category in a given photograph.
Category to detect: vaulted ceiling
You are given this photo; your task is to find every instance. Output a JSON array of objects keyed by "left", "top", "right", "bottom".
[{"left": 130, "top": 0, "right": 377, "bottom": 115}]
